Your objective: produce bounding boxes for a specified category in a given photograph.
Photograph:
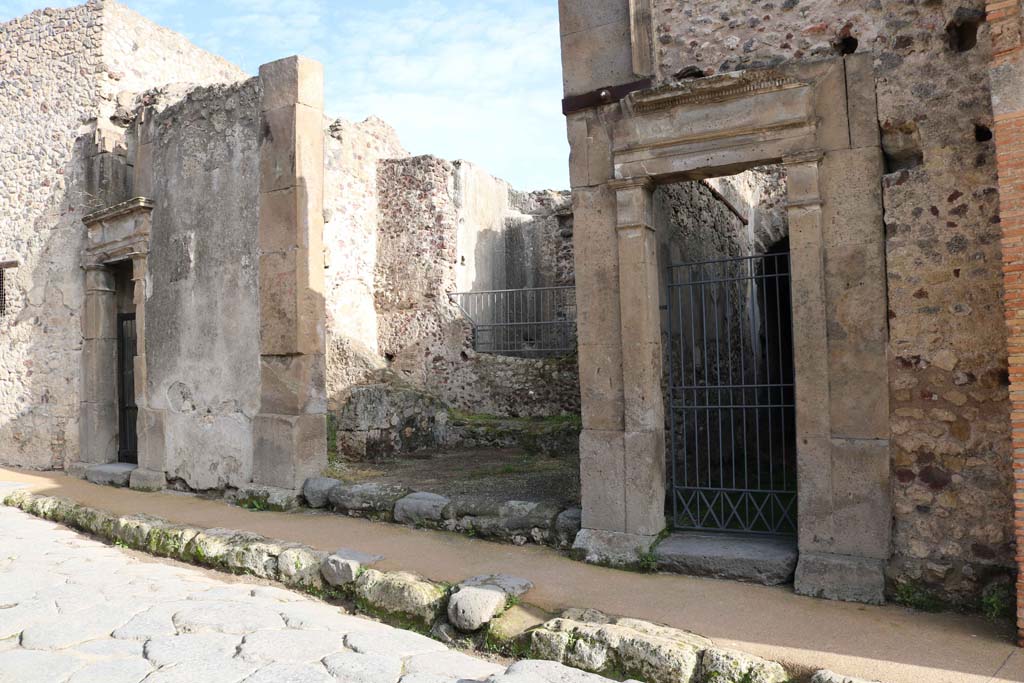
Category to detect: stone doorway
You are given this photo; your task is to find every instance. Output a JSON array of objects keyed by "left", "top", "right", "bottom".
[{"left": 116, "top": 312, "right": 138, "bottom": 464}]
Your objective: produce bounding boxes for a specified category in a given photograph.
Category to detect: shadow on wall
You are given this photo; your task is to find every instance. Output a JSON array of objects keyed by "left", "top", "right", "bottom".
[{"left": 0, "top": 135, "right": 94, "bottom": 471}]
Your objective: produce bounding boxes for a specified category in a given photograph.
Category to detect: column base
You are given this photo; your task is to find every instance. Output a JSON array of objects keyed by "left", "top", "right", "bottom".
[
  {"left": 794, "top": 551, "right": 886, "bottom": 604},
  {"left": 571, "top": 528, "right": 660, "bottom": 568},
  {"left": 252, "top": 413, "right": 326, "bottom": 490},
  {"left": 65, "top": 461, "right": 89, "bottom": 480},
  {"left": 129, "top": 468, "right": 166, "bottom": 492}
]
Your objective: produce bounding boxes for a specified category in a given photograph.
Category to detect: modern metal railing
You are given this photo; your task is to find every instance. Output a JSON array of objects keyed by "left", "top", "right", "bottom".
[{"left": 448, "top": 286, "right": 577, "bottom": 358}]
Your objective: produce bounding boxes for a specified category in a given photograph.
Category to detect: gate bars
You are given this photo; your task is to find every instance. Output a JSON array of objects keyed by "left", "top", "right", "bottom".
[{"left": 666, "top": 251, "right": 797, "bottom": 535}]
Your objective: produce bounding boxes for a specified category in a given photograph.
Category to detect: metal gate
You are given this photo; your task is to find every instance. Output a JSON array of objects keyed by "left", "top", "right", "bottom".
[
  {"left": 665, "top": 251, "right": 796, "bottom": 534},
  {"left": 117, "top": 313, "right": 138, "bottom": 465}
]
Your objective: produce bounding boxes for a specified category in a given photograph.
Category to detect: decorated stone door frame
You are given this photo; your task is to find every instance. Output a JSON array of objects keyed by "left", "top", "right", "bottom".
[{"left": 569, "top": 55, "right": 892, "bottom": 603}]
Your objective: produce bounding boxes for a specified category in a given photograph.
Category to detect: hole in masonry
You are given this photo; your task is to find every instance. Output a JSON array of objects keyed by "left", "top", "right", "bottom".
[
  {"left": 674, "top": 65, "right": 706, "bottom": 80},
  {"left": 834, "top": 35, "right": 859, "bottom": 55},
  {"left": 974, "top": 124, "right": 993, "bottom": 142},
  {"left": 947, "top": 15, "right": 981, "bottom": 52}
]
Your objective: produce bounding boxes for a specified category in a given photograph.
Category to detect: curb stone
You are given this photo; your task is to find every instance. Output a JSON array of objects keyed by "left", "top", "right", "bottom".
[{"left": 2, "top": 490, "right": 865, "bottom": 683}]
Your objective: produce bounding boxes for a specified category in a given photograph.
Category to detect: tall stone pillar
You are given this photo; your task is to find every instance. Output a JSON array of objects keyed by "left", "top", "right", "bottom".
[
  {"left": 786, "top": 150, "right": 892, "bottom": 604},
  {"left": 573, "top": 176, "right": 666, "bottom": 562},
  {"left": 128, "top": 252, "right": 166, "bottom": 492},
  {"left": 251, "top": 56, "right": 328, "bottom": 491},
  {"left": 986, "top": 0, "right": 1024, "bottom": 646},
  {"left": 79, "top": 265, "right": 118, "bottom": 465}
]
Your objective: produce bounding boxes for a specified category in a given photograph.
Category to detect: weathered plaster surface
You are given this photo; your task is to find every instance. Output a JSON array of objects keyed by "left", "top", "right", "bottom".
[
  {"left": 143, "top": 80, "right": 263, "bottom": 490},
  {"left": 648, "top": 0, "right": 1012, "bottom": 604}
]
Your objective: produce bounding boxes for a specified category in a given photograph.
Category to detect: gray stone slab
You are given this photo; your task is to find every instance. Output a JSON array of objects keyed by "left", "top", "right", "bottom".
[
  {"left": 237, "top": 629, "right": 346, "bottom": 663},
  {"left": 654, "top": 532, "right": 798, "bottom": 586},
  {"left": 84, "top": 463, "right": 137, "bottom": 488},
  {"left": 242, "top": 662, "right": 334, "bottom": 683},
  {"left": 394, "top": 492, "right": 450, "bottom": 524},
  {"left": 302, "top": 477, "right": 340, "bottom": 508},
  {"left": 66, "top": 657, "right": 153, "bottom": 683},
  {"left": 404, "top": 651, "right": 504, "bottom": 680}
]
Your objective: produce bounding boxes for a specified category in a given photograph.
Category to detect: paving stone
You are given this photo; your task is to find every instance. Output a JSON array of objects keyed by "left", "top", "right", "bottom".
[
  {"left": 399, "top": 674, "right": 461, "bottom": 683},
  {"left": 504, "top": 660, "right": 614, "bottom": 683},
  {"left": 302, "top": 477, "right": 341, "bottom": 508},
  {"left": 143, "top": 632, "right": 242, "bottom": 667},
  {"left": 0, "top": 650, "right": 85, "bottom": 682},
  {"left": 654, "top": 533, "right": 798, "bottom": 586},
  {"left": 276, "top": 601, "right": 384, "bottom": 633},
  {"left": 322, "top": 651, "right": 404, "bottom": 683},
  {"left": 112, "top": 602, "right": 190, "bottom": 640},
  {"left": 66, "top": 656, "right": 152, "bottom": 683},
  {"left": 462, "top": 574, "right": 534, "bottom": 596},
  {"left": 345, "top": 628, "right": 448, "bottom": 657},
  {"left": 811, "top": 671, "right": 880, "bottom": 683},
  {"left": 19, "top": 604, "right": 142, "bottom": 649},
  {"left": 250, "top": 586, "right": 307, "bottom": 602},
  {"left": 171, "top": 602, "right": 286, "bottom": 634},
  {"left": 237, "top": 628, "right": 346, "bottom": 663},
  {"left": 394, "top": 492, "right": 450, "bottom": 524},
  {"left": 405, "top": 650, "right": 505, "bottom": 680},
  {"left": 242, "top": 662, "right": 335, "bottom": 683},
  {"left": 448, "top": 585, "right": 508, "bottom": 632},
  {"left": 84, "top": 463, "right": 136, "bottom": 488},
  {"left": 140, "top": 657, "right": 257, "bottom": 683},
  {"left": 73, "top": 638, "right": 145, "bottom": 658}
]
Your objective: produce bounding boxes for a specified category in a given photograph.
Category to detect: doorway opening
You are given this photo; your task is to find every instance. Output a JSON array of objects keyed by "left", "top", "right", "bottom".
[
  {"left": 658, "top": 166, "right": 796, "bottom": 535},
  {"left": 111, "top": 262, "right": 137, "bottom": 465}
]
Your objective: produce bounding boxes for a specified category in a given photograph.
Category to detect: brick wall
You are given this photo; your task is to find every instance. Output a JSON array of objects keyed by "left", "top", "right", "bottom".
[{"left": 987, "top": 0, "right": 1024, "bottom": 647}]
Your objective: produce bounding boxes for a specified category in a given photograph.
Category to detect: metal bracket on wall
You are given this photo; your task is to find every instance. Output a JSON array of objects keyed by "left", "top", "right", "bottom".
[{"left": 562, "top": 78, "right": 654, "bottom": 115}]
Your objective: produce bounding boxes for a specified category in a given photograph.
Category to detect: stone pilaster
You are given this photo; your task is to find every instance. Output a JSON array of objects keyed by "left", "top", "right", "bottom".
[
  {"left": 786, "top": 151, "right": 891, "bottom": 604},
  {"left": 78, "top": 265, "right": 117, "bottom": 466},
  {"left": 251, "top": 56, "right": 328, "bottom": 491},
  {"left": 573, "top": 176, "right": 665, "bottom": 564}
]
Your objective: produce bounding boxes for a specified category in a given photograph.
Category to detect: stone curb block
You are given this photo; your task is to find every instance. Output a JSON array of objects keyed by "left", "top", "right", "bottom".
[
  {"left": 300, "top": 478, "right": 582, "bottom": 550},
  {"left": 2, "top": 491, "right": 866, "bottom": 683}
]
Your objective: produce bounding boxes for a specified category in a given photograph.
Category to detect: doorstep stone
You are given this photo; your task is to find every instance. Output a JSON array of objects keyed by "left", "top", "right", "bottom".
[
  {"left": 654, "top": 532, "right": 798, "bottom": 585},
  {"left": 84, "top": 463, "right": 136, "bottom": 488}
]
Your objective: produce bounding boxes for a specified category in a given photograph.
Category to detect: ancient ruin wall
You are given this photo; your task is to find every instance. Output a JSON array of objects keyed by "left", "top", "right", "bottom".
[
  {"left": 323, "top": 117, "right": 409, "bottom": 397},
  {"left": 653, "top": 0, "right": 1011, "bottom": 605},
  {"left": 142, "top": 80, "right": 262, "bottom": 491},
  {"left": 0, "top": 0, "right": 252, "bottom": 472},
  {"left": 0, "top": 3, "right": 105, "bottom": 470},
  {"left": 374, "top": 155, "right": 579, "bottom": 419},
  {"left": 101, "top": 1, "right": 246, "bottom": 105}
]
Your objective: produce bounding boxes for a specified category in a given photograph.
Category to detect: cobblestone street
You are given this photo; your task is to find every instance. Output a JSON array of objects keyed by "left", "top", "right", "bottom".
[{"left": 0, "top": 504, "right": 606, "bottom": 683}]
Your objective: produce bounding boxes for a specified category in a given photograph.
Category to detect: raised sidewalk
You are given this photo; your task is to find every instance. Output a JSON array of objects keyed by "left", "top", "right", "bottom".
[{"left": 2, "top": 467, "right": 1020, "bottom": 683}]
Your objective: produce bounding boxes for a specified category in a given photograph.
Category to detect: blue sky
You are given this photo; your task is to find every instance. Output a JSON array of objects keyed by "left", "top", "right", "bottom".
[{"left": 1, "top": 0, "right": 570, "bottom": 190}]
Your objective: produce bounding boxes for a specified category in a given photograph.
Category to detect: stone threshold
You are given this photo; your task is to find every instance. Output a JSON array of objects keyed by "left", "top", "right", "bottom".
[
  {"left": 654, "top": 532, "right": 799, "bottom": 586},
  {"left": 1, "top": 488, "right": 876, "bottom": 683}
]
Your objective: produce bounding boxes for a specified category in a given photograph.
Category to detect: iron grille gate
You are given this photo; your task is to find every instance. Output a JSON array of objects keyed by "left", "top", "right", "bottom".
[
  {"left": 666, "top": 252, "right": 797, "bottom": 535},
  {"left": 117, "top": 313, "right": 138, "bottom": 465}
]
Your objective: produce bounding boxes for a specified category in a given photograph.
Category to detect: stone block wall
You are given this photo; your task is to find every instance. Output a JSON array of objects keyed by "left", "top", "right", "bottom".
[{"left": 650, "top": 0, "right": 1012, "bottom": 606}]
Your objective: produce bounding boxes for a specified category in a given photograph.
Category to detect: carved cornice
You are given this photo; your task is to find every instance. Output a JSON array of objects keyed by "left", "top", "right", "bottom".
[
  {"left": 625, "top": 70, "right": 805, "bottom": 114},
  {"left": 82, "top": 197, "right": 155, "bottom": 227}
]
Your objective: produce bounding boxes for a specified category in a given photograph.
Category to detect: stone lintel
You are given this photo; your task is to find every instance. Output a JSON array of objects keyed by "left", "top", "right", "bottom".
[{"left": 82, "top": 196, "right": 155, "bottom": 227}]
